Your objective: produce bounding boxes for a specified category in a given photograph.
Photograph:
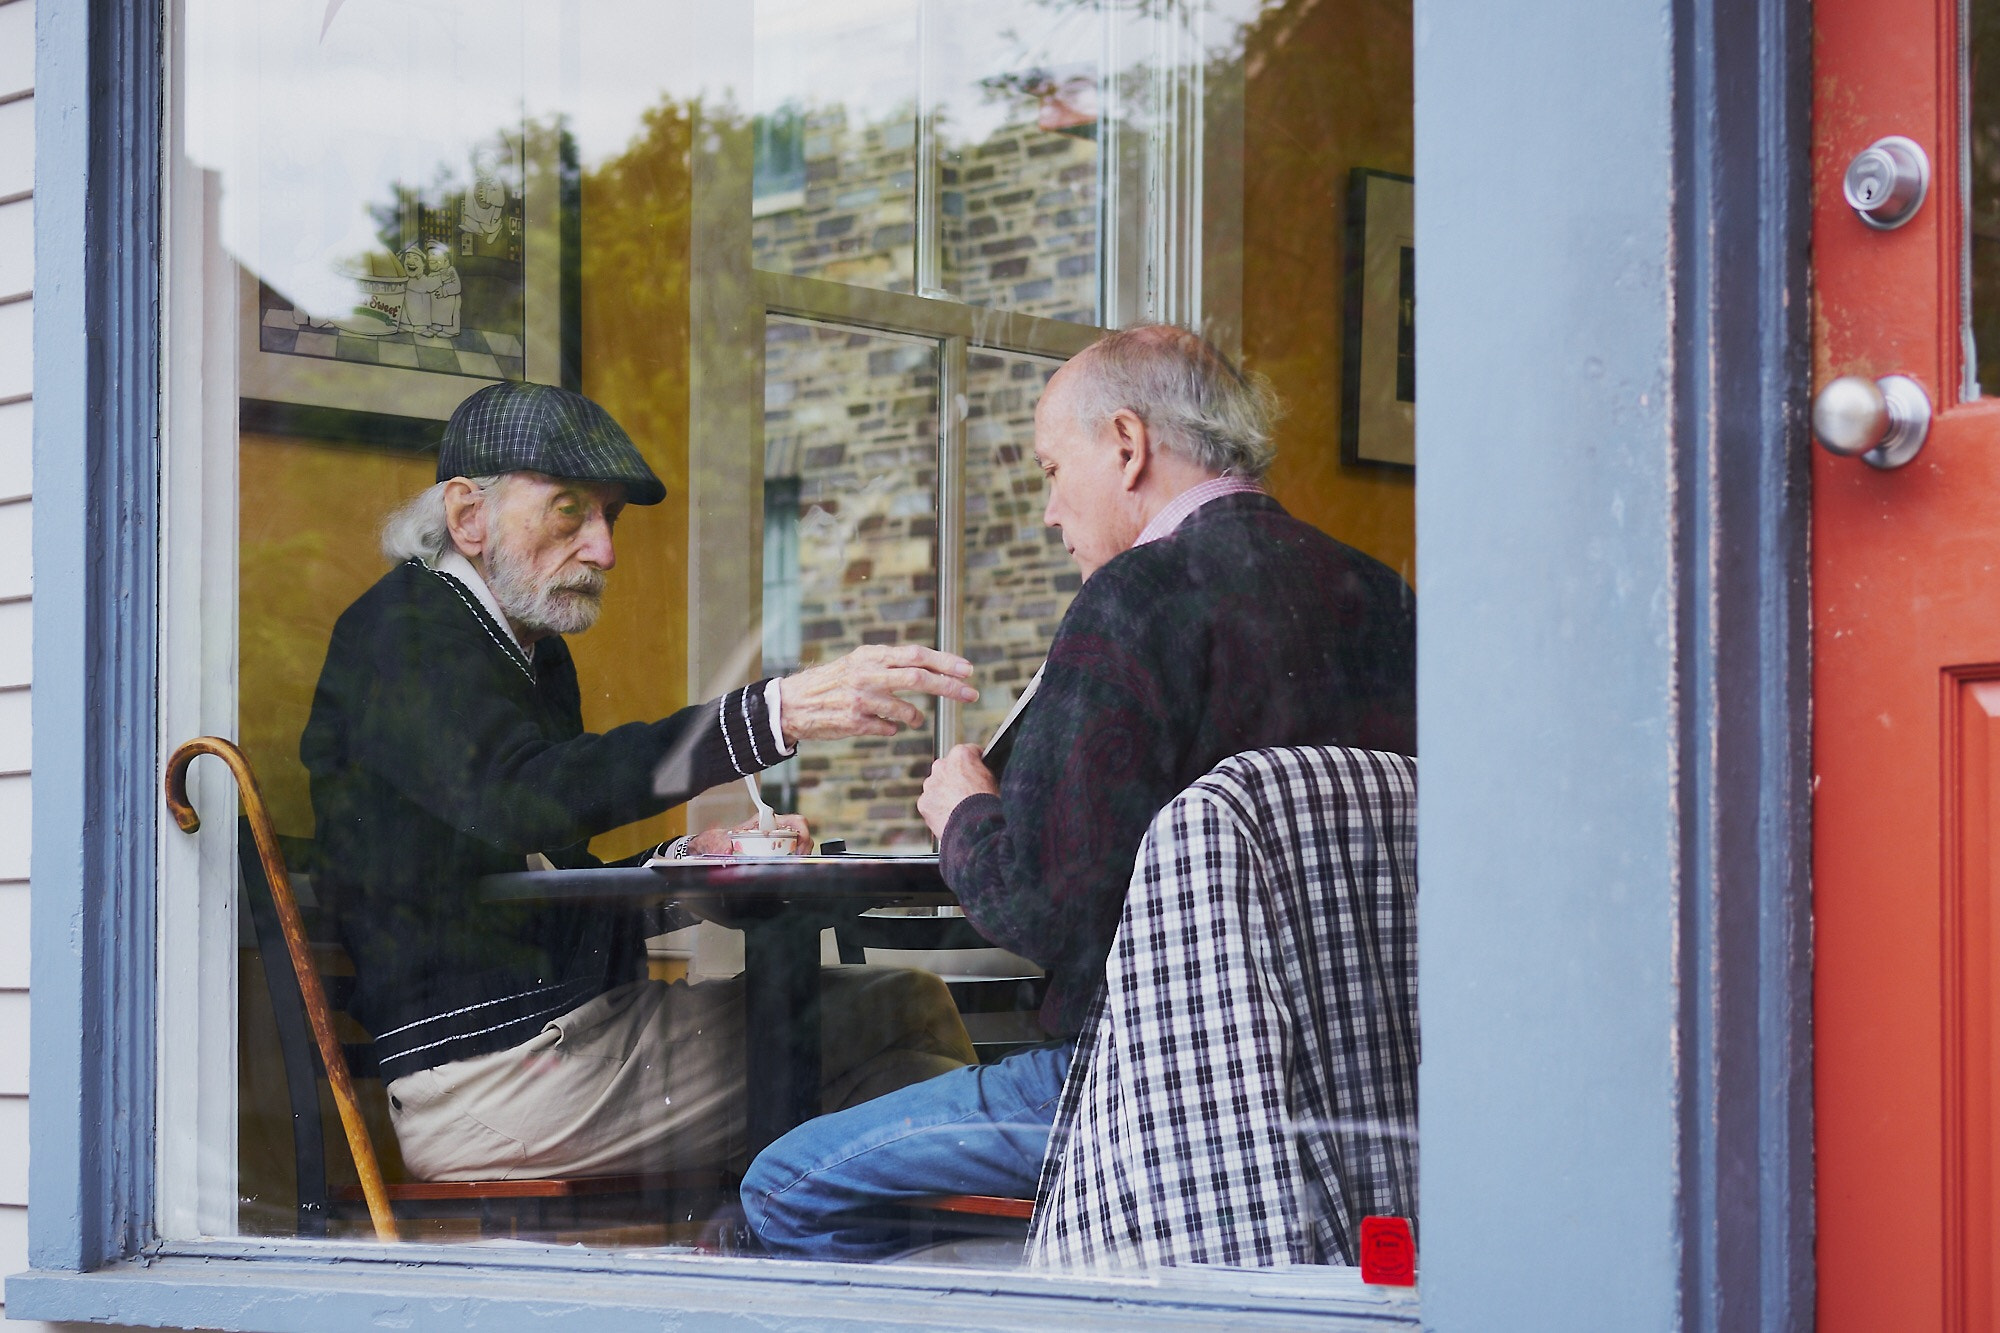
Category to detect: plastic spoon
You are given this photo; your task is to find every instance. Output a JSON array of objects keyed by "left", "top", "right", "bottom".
[{"left": 743, "top": 774, "right": 776, "bottom": 833}]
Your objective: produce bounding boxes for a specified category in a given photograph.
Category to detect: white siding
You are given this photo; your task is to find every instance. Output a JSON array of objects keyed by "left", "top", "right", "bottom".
[
  {"left": 0, "top": 2, "right": 29, "bottom": 103},
  {"left": 0, "top": 100, "right": 28, "bottom": 202},
  {"left": 0, "top": 300, "right": 27, "bottom": 402},
  {"left": 0, "top": 398, "right": 29, "bottom": 495},
  {"left": 0, "top": 992, "right": 23, "bottom": 1096},
  {"left": 0, "top": 0, "right": 30, "bottom": 1311},
  {"left": 0, "top": 885, "right": 23, "bottom": 990},
  {"left": 0, "top": 501, "right": 26, "bottom": 598},
  {"left": 0, "top": 600, "right": 28, "bottom": 686},
  {"left": 0, "top": 689, "right": 26, "bottom": 776},
  {"left": 0, "top": 775, "right": 28, "bottom": 882},
  {"left": 0, "top": 200, "right": 27, "bottom": 297}
]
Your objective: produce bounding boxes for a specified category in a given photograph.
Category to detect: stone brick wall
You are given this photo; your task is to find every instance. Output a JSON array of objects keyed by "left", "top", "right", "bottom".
[{"left": 755, "top": 108, "right": 1094, "bottom": 845}]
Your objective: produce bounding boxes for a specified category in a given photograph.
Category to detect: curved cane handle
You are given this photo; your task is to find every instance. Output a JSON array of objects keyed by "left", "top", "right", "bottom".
[{"left": 165, "top": 736, "right": 254, "bottom": 834}]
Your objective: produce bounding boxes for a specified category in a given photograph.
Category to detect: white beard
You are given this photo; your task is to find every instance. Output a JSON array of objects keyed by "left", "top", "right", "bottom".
[{"left": 484, "top": 532, "right": 606, "bottom": 636}]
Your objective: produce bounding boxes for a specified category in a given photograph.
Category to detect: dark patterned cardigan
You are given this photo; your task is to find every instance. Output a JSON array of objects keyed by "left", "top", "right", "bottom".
[
  {"left": 940, "top": 493, "right": 1416, "bottom": 1036},
  {"left": 300, "top": 559, "right": 781, "bottom": 1076}
]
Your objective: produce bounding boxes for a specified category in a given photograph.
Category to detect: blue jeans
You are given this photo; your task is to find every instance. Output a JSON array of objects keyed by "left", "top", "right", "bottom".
[{"left": 741, "top": 1041, "right": 1074, "bottom": 1262}]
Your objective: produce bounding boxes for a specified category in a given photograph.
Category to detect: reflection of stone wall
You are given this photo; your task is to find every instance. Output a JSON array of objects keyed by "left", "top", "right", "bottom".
[
  {"left": 755, "top": 114, "right": 1093, "bottom": 844},
  {"left": 750, "top": 108, "right": 1102, "bottom": 316},
  {"left": 753, "top": 113, "right": 919, "bottom": 290},
  {"left": 763, "top": 319, "right": 940, "bottom": 847},
  {"left": 960, "top": 355, "right": 1080, "bottom": 747},
  {"left": 941, "top": 127, "right": 1100, "bottom": 321}
]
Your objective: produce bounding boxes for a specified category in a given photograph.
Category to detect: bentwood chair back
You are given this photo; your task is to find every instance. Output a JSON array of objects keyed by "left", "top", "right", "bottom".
[{"left": 233, "top": 818, "right": 364, "bottom": 1237}]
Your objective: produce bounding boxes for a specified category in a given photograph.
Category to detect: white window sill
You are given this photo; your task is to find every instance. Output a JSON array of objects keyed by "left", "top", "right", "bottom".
[{"left": 8, "top": 1240, "right": 1420, "bottom": 1331}]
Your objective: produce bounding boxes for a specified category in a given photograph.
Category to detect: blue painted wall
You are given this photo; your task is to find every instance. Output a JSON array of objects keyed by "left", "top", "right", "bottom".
[
  {"left": 29, "top": 0, "right": 103, "bottom": 1275},
  {"left": 1416, "top": 1, "right": 1682, "bottom": 1328}
]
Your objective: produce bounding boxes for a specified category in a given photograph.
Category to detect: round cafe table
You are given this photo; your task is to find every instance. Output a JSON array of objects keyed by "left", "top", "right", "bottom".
[{"left": 481, "top": 856, "right": 955, "bottom": 1154}]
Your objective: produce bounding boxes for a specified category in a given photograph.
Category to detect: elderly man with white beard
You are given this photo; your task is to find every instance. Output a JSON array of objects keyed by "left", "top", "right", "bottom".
[{"left": 300, "top": 382, "right": 979, "bottom": 1186}]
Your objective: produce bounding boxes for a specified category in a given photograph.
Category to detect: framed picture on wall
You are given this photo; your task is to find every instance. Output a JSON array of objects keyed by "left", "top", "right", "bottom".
[
  {"left": 1341, "top": 169, "right": 1415, "bottom": 469},
  {"left": 230, "top": 0, "right": 572, "bottom": 445}
]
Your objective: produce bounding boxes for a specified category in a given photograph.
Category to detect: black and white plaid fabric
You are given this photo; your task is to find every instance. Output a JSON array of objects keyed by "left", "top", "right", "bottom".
[
  {"left": 1026, "top": 745, "right": 1418, "bottom": 1270},
  {"left": 438, "top": 382, "right": 666, "bottom": 505}
]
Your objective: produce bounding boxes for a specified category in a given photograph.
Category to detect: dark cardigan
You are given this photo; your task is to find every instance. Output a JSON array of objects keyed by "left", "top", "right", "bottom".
[
  {"left": 300, "top": 559, "right": 779, "bottom": 1075},
  {"left": 940, "top": 493, "right": 1417, "bottom": 1036}
]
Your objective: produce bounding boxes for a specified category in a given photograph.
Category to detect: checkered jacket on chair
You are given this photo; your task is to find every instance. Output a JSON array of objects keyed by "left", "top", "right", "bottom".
[{"left": 1027, "top": 746, "right": 1419, "bottom": 1269}]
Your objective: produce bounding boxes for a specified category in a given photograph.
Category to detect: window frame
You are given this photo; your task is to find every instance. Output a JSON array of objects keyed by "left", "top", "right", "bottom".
[
  {"left": 12, "top": 0, "right": 1821, "bottom": 1327},
  {"left": 682, "top": 0, "right": 1202, "bottom": 831},
  {"left": 12, "top": 0, "right": 1414, "bottom": 1307},
  {"left": 747, "top": 272, "right": 1100, "bottom": 756}
]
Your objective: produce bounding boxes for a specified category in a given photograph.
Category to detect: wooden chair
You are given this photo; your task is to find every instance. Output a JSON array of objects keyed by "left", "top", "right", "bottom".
[
  {"left": 166, "top": 737, "right": 731, "bottom": 1244},
  {"left": 923, "top": 1195, "right": 1033, "bottom": 1221}
]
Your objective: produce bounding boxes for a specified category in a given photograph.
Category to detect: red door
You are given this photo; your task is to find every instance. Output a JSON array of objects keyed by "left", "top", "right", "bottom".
[{"left": 1815, "top": 3, "right": 2000, "bottom": 1329}]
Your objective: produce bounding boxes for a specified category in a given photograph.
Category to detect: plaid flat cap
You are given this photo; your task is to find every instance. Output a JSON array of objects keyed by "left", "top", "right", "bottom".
[{"left": 437, "top": 382, "right": 666, "bottom": 506}]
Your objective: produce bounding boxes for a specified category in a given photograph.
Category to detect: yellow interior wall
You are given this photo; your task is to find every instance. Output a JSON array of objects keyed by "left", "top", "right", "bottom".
[
  {"left": 1241, "top": 0, "right": 1415, "bottom": 586},
  {"left": 572, "top": 101, "right": 695, "bottom": 860},
  {"left": 238, "top": 437, "right": 434, "bottom": 837},
  {"left": 238, "top": 101, "right": 697, "bottom": 860}
]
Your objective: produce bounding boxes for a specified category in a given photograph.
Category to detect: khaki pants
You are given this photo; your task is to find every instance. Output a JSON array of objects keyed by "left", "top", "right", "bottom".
[{"left": 386, "top": 966, "right": 975, "bottom": 1181}]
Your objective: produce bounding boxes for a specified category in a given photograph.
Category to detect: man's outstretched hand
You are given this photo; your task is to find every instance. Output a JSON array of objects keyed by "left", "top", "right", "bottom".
[
  {"left": 779, "top": 644, "right": 978, "bottom": 743},
  {"left": 919, "top": 743, "right": 999, "bottom": 839}
]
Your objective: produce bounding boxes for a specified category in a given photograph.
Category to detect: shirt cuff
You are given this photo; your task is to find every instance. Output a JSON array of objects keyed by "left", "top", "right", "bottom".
[
  {"left": 717, "top": 680, "right": 791, "bottom": 776},
  {"left": 765, "top": 676, "right": 795, "bottom": 757},
  {"left": 642, "top": 837, "right": 691, "bottom": 864}
]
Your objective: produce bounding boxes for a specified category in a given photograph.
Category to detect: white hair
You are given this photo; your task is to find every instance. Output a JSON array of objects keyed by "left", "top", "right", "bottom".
[
  {"left": 379, "top": 474, "right": 505, "bottom": 564},
  {"left": 1066, "top": 325, "right": 1282, "bottom": 480}
]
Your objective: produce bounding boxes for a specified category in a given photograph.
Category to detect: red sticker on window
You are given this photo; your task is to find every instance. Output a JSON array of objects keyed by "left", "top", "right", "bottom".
[{"left": 1359, "top": 1215, "right": 1416, "bottom": 1286}]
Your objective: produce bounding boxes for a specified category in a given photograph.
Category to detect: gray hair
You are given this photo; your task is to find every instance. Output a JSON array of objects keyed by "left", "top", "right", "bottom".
[
  {"left": 1065, "top": 325, "right": 1282, "bottom": 480},
  {"left": 380, "top": 474, "right": 505, "bottom": 564}
]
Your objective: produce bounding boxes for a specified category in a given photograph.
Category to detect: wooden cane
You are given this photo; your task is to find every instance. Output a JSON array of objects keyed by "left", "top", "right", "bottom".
[{"left": 164, "top": 737, "right": 399, "bottom": 1243}]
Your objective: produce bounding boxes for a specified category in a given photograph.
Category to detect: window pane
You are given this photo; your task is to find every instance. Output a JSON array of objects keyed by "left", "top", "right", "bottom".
[
  {"left": 752, "top": 0, "right": 922, "bottom": 291},
  {"left": 959, "top": 351, "right": 1074, "bottom": 748},
  {"left": 1973, "top": 3, "right": 2000, "bottom": 393},
  {"left": 762, "top": 317, "right": 940, "bottom": 848},
  {"left": 749, "top": 0, "right": 1111, "bottom": 318},
  {"left": 167, "top": 0, "right": 1418, "bottom": 1279},
  {"left": 932, "top": 0, "right": 1103, "bottom": 321}
]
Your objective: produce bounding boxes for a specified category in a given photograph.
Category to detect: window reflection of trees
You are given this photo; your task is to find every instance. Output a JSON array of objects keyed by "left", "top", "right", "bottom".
[{"left": 331, "top": 88, "right": 1090, "bottom": 850}]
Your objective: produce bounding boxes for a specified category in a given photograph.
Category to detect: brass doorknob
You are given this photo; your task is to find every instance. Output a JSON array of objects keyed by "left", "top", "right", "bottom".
[{"left": 1812, "top": 374, "right": 1930, "bottom": 470}]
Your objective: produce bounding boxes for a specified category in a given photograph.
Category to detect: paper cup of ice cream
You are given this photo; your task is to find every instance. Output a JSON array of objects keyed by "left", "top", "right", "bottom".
[{"left": 728, "top": 829, "right": 801, "bottom": 857}]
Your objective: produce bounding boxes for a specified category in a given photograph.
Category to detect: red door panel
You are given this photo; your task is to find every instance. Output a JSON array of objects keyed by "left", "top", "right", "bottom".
[
  {"left": 1946, "top": 674, "right": 2000, "bottom": 1332},
  {"left": 1814, "top": 2, "right": 2000, "bottom": 1330}
]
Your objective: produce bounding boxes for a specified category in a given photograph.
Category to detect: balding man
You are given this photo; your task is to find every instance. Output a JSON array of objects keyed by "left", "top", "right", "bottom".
[{"left": 741, "top": 325, "right": 1417, "bottom": 1261}]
